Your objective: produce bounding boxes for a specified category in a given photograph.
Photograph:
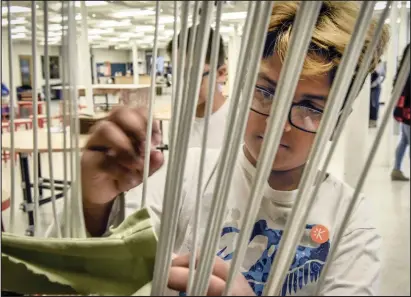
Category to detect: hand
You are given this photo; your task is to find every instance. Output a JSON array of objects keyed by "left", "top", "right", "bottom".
[
  {"left": 168, "top": 253, "right": 255, "bottom": 296},
  {"left": 81, "top": 106, "right": 164, "bottom": 206}
]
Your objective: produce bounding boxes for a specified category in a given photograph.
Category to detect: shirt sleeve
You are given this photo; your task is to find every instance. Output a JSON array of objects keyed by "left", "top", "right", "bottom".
[{"left": 319, "top": 195, "right": 382, "bottom": 296}]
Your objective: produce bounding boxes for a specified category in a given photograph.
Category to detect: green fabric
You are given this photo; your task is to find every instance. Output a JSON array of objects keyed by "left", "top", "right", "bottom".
[{"left": 2, "top": 208, "right": 157, "bottom": 296}]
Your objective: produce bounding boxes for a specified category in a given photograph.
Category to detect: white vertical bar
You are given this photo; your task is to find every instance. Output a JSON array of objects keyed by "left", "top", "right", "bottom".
[
  {"left": 171, "top": 1, "right": 178, "bottom": 114},
  {"left": 67, "top": 0, "right": 86, "bottom": 238},
  {"left": 222, "top": 2, "right": 323, "bottom": 295},
  {"left": 263, "top": 2, "right": 377, "bottom": 295},
  {"left": 141, "top": 1, "right": 161, "bottom": 208},
  {"left": 316, "top": 45, "right": 410, "bottom": 295},
  {"left": 178, "top": 1, "right": 200, "bottom": 125},
  {"left": 168, "top": 2, "right": 190, "bottom": 156},
  {"left": 132, "top": 42, "right": 139, "bottom": 85},
  {"left": 7, "top": 0, "right": 16, "bottom": 233},
  {"left": 31, "top": 0, "right": 41, "bottom": 237},
  {"left": 187, "top": 2, "right": 224, "bottom": 294},
  {"left": 150, "top": 2, "right": 214, "bottom": 295},
  {"left": 192, "top": 2, "right": 274, "bottom": 295},
  {"left": 79, "top": 1, "right": 93, "bottom": 113},
  {"left": 61, "top": 0, "right": 70, "bottom": 238},
  {"left": 43, "top": 2, "right": 62, "bottom": 238}
]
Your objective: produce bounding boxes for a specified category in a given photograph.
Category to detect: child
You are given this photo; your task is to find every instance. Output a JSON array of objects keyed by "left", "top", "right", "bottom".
[
  {"left": 57, "top": 1, "right": 389, "bottom": 296},
  {"left": 166, "top": 27, "right": 229, "bottom": 149}
]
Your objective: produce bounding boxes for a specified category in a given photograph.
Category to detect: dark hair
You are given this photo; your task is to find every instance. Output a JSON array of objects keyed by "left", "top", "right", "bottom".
[{"left": 166, "top": 26, "right": 226, "bottom": 68}]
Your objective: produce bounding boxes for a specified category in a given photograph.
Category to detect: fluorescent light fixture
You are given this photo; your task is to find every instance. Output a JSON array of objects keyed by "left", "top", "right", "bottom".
[
  {"left": 221, "top": 11, "right": 247, "bottom": 20},
  {"left": 11, "top": 33, "right": 26, "bottom": 39},
  {"left": 112, "top": 9, "right": 155, "bottom": 18},
  {"left": 2, "top": 6, "right": 31, "bottom": 14},
  {"left": 109, "top": 37, "right": 130, "bottom": 42},
  {"left": 88, "top": 34, "right": 102, "bottom": 41},
  {"left": 75, "top": 1, "right": 108, "bottom": 7},
  {"left": 49, "top": 31, "right": 62, "bottom": 37},
  {"left": 48, "top": 24, "right": 63, "bottom": 31},
  {"left": 159, "top": 16, "right": 175, "bottom": 24},
  {"left": 135, "top": 25, "right": 155, "bottom": 32},
  {"left": 1, "top": 17, "right": 27, "bottom": 26},
  {"left": 95, "top": 19, "right": 131, "bottom": 28},
  {"left": 11, "top": 26, "right": 27, "bottom": 34},
  {"left": 49, "top": 14, "right": 82, "bottom": 23},
  {"left": 119, "top": 32, "right": 145, "bottom": 38},
  {"left": 88, "top": 28, "right": 114, "bottom": 35}
]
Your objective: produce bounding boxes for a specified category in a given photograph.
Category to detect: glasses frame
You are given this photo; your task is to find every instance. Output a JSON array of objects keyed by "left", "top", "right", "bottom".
[{"left": 250, "top": 85, "right": 326, "bottom": 134}]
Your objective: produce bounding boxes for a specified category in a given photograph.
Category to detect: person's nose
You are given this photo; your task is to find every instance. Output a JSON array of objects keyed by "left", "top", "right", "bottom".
[{"left": 265, "top": 114, "right": 292, "bottom": 132}]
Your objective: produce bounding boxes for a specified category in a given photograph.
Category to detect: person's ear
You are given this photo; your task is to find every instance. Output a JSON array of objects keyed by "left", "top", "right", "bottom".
[{"left": 216, "top": 64, "right": 228, "bottom": 84}]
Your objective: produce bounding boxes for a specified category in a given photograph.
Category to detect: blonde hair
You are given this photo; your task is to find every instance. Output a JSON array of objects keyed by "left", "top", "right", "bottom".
[{"left": 267, "top": 1, "right": 390, "bottom": 78}]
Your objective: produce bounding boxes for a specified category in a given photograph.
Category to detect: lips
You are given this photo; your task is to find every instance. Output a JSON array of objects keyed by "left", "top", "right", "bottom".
[{"left": 256, "top": 135, "right": 289, "bottom": 148}]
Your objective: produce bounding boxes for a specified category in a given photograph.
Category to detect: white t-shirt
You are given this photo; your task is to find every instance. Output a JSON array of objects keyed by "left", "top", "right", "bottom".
[
  {"left": 188, "top": 99, "right": 230, "bottom": 149},
  {"left": 108, "top": 147, "right": 381, "bottom": 296}
]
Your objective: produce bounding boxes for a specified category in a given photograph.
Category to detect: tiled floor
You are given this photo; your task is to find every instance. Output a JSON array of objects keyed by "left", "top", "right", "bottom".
[{"left": 1, "top": 96, "right": 409, "bottom": 295}]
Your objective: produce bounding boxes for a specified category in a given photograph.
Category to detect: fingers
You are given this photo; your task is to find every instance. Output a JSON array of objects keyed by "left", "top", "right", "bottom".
[
  {"left": 86, "top": 120, "right": 140, "bottom": 170},
  {"left": 171, "top": 253, "right": 230, "bottom": 282},
  {"left": 168, "top": 266, "right": 227, "bottom": 296}
]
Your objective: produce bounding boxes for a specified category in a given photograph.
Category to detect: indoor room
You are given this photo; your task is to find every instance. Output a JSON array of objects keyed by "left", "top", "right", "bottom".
[{"left": 1, "top": 1, "right": 410, "bottom": 296}]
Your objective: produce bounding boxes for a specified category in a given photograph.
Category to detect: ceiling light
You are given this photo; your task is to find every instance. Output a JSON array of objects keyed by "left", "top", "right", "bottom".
[
  {"left": 96, "top": 20, "right": 131, "bottom": 28},
  {"left": 11, "top": 26, "right": 27, "bottom": 34},
  {"left": 119, "top": 32, "right": 145, "bottom": 38},
  {"left": 11, "top": 33, "right": 26, "bottom": 39},
  {"left": 135, "top": 25, "right": 155, "bottom": 32},
  {"left": 219, "top": 26, "right": 235, "bottom": 33},
  {"left": 88, "top": 34, "right": 102, "bottom": 41},
  {"left": 49, "top": 24, "right": 62, "bottom": 31},
  {"left": 112, "top": 10, "right": 155, "bottom": 18},
  {"left": 1, "top": 17, "right": 27, "bottom": 26},
  {"left": 159, "top": 16, "right": 175, "bottom": 24},
  {"left": 92, "top": 14, "right": 96, "bottom": 18},
  {"left": 2, "top": 6, "right": 31, "bottom": 14},
  {"left": 221, "top": 11, "right": 247, "bottom": 21},
  {"left": 75, "top": 1, "right": 108, "bottom": 7},
  {"left": 49, "top": 14, "right": 82, "bottom": 23},
  {"left": 109, "top": 37, "right": 130, "bottom": 43},
  {"left": 88, "top": 28, "right": 114, "bottom": 35}
]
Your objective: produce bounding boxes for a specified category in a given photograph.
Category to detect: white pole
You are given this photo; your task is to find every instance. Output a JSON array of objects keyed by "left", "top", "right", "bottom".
[
  {"left": 132, "top": 42, "right": 139, "bottom": 85},
  {"left": 79, "top": 1, "right": 93, "bottom": 113}
]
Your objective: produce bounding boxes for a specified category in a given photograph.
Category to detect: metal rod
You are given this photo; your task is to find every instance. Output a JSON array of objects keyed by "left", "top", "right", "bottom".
[
  {"left": 171, "top": 1, "right": 178, "bottom": 119},
  {"left": 31, "top": 0, "right": 41, "bottom": 237},
  {"left": 191, "top": 2, "right": 274, "bottom": 294},
  {"left": 61, "top": 0, "right": 70, "bottom": 238},
  {"left": 150, "top": 4, "right": 190, "bottom": 291},
  {"left": 315, "top": 44, "right": 410, "bottom": 296},
  {"left": 7, "top": 0, "right": 16, "bottom": 234},
  {"left": 141, "top": 1, "right": 161, "bottom": 208},
  {"left": 43, "top": 1, "right": 62, "bottom": 238},
  {"left": 150, "top": 2, "right": 214, "bottom": 294},
  {"left": 178, "top": 1, "right": 200, "bottom": 129},
  {"left": 263, "top": 2, "right": 377, "bottom": 295},
  {"left": 222, "top": 2, "right": 323, "bottom": 295},
  {"left": 168, "top": 2, "right": 190, "bottom": 157},
  {"left": 68, "top": 0, "right": 86, "bottom": 238},
  {"left": 187, "top": 2, "right": 224, "bottom": 294}
]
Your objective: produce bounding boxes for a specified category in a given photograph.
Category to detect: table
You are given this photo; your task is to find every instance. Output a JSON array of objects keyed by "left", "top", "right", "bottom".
[
  {"left": 1, "top": 106, "right": 171, "bottom": 235},
  {"left": 2, "top": 129, "right": 89, "bottom": 235}
]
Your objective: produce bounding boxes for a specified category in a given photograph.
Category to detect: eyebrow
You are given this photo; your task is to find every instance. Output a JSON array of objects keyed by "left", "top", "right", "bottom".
[{"left": 259, "top": 72, "right": 328, "bottom": 102}]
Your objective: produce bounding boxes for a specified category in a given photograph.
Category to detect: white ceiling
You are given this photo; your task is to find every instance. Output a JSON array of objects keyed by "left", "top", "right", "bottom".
[
  {"left": 1, "top": 1, "right": 249, "bottom": 50},
  {"left": 1, "top": 1, "right": 409, "bottom": 50}
]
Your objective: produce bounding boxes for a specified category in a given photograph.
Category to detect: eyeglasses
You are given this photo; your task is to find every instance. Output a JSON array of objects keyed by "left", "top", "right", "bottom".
[{"left": 250, "top": 85, "right": 324, "bottom": 134}]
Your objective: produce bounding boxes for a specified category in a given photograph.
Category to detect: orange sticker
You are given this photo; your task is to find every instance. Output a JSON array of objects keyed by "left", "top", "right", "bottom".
[{"left": 310, "top": 224, "right": 329, "bottom": 244}]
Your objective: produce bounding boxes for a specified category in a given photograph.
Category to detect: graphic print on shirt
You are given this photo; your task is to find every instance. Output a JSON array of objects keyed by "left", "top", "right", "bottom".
[{"left": 217, "top": 220, "right": 330, "bottom": 296}]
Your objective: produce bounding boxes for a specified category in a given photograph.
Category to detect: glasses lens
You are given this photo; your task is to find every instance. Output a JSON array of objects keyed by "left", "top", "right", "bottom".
[
  {"left": 290, "top": 105, "right": 322, "bottom": 133},
  {"left": 251, "top": 87, "right": 273, "bottom": 115}
]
